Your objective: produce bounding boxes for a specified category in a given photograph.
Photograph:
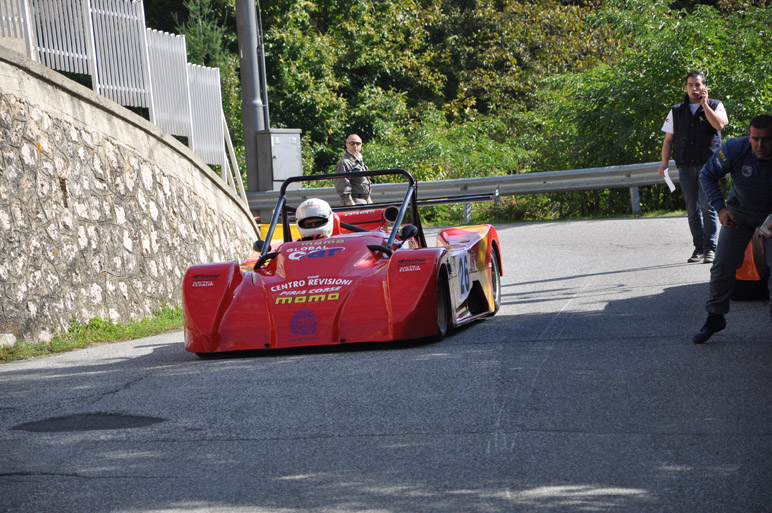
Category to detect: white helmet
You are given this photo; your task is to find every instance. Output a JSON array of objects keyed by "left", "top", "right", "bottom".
[{"left": 296, "top": 198, "right": 334, "bottom": 238}]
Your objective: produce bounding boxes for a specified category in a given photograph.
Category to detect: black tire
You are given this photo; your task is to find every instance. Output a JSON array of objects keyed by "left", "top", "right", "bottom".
[
  {"left": 491, "top": 249, "right": 501, "bottom": 314},
  {"left": 435, "top": 272, "right": 450, "bottom": 340},
  {"left": 751, "top": 227, "right": 770, "bottom": 282}
]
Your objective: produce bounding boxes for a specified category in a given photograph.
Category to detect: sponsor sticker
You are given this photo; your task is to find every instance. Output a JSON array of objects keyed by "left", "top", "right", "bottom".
[
  {"left": 397, "top": 258, "right": 426, "bottom": 272},
  {"left": 288, "top": 247, "right": 345, "bottom": 260},
  {"left": 275, "top": 292, "right": 341, "bottom": 305},
  {"left": 278, "top": 286, "right": 343, "bottom": 296},
  {"left": 193, "top": 273, "right": 220, "bottom": 280},
  {"left": 270, "top": 277, "right": 352, "bottom": 292},
  {"left": 742, "top": 165, "right": 753, "bottom": 177},
  {"left": 290, "top": 309, "right": 317, "bottom": 337},
  {"left": 271, "top": 279, "right": 307, "bottom": 292},
  {"left": 191, "top": 273, "right": 220, "bottom": 287},
  {"left": 299, "top": 239, "right": 344, "bottom": 246},
  {"left": 340, "top": 210, "right": 375, "bottom": 217},
  {"left": 397, "top": 258, "right": 427, "bottom": 265}
]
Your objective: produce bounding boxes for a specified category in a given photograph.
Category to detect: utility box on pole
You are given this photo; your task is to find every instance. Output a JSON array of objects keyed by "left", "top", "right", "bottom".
[{"left": 256, "top": 128, "right": 303, "bottom": 191}]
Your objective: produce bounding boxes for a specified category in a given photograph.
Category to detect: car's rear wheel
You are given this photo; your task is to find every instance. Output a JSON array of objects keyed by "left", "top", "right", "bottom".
[
  {"left": 491, "top": 250, "right": 501, "bottom": 314},
  {"left": 435, "top": 272, "right": 450, "bottom": 340}
]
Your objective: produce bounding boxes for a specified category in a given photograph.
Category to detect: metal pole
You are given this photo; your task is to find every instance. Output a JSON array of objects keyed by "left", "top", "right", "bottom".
[
  {"left": 256, "top": 0, "right": 270, "bottom": 128},
  {"left": 235, "top": 0, "right": 266, "bottom": 192}
]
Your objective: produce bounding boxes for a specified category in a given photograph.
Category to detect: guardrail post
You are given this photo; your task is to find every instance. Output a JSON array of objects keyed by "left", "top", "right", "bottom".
[
  {"left": 629, "top": 187, "right": 641, "bottom": 215},
  {"left": 463, "top": 203, "right": 472, "bottom": 223}
]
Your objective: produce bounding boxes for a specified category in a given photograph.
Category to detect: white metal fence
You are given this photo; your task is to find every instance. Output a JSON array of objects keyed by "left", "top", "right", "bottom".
[
  {"left": 0, "top": 0, "right": 33, "bottom": 55},
  {"left": 146, "top": 28, "right": 192, "bottom": 142},
  {"left": 30, "top": 0, "right": 92, "bottom": 74},
  {"left": 0, "top": 0, "right": 245, "bottom": 204},
  {"left": 89, "top": 0, "right": 154, "bottom": 112},
  {"left": 188, "top": 63, "right": 224, "bottom": 168}
]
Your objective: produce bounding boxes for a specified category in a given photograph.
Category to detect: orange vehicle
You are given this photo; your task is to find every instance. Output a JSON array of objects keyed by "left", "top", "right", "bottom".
[{"left": 732, "top": 228, "right": 770, "bottom": 300}]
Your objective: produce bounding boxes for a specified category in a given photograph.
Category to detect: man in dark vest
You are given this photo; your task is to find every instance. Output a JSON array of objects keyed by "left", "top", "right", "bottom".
[{"left": 658, "top": 70, "right": 728, "bottom": 264}]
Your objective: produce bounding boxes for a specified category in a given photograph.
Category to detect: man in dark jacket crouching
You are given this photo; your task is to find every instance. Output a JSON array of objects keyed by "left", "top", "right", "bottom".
[{"left": 693, "top": 114, "right": 772, "bottom": 343}]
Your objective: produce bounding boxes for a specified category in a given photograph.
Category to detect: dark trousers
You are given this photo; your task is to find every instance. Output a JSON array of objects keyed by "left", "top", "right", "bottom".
[
  {"left": 678, "top": 165, "right": 718, "bottom": 251},
  {"left": 706, "top": 223, "right": 772, "bottom": 321}
]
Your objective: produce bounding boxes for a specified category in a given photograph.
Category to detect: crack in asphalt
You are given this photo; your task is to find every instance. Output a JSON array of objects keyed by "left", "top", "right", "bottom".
[{"left": 90, "top": 373, "right": 152, "bottom": 405}]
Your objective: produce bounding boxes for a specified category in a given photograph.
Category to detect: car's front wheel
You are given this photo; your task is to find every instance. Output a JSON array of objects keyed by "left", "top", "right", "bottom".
[{"left": 435, "top": 271, "right": 450, "bottom": 340}]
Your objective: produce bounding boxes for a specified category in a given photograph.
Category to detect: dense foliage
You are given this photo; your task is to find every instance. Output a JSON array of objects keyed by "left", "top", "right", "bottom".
[{"left": 144, "top": 0, "right": 772, "bottom": 220}]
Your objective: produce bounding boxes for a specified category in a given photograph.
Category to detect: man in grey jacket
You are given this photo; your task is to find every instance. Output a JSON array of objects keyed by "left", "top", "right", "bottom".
[
  {"left": 692, "top": 114, "right": 772, "bottom": 343},
  {"left": 335, "top": 134, "right": 373, "bottom": 206}
]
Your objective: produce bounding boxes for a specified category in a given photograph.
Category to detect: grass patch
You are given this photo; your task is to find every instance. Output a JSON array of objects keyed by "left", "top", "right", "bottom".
[{"left": 0, "top": 305, "right": 183, "bottom": 364}]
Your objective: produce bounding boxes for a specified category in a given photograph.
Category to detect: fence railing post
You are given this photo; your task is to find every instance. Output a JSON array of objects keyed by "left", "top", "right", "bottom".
[
  {"left": 21, "top": 0, "right": 36, "bottom": 60},
  {"left": 629, "top": 187, "right": 641, "bottom": 215},
  {"left": 82, "top": 0, "right": 98, "bottom": 92}
]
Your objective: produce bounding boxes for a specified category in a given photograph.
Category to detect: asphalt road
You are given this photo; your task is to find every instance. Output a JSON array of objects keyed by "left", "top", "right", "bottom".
[{"left": 2, "top": 217, "right": 771, "bottom": 513}]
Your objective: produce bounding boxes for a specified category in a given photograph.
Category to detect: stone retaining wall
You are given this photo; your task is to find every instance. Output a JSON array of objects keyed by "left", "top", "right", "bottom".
[{"left": 0, "top": 47, "right": 260, "bottom": 345}]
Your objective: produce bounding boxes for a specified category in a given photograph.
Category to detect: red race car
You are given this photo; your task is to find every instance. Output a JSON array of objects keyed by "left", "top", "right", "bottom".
[{"left": 183, "top": 169, "right": 502, "bottom": 355}]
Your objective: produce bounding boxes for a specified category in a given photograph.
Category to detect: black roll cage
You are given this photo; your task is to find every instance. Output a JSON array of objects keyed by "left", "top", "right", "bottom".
[
  {"left": 259, "top": 168, "right": 499, "bottom": 260},
  {"left": 262, "top": 169, "right": 426, "bottom": 250}
]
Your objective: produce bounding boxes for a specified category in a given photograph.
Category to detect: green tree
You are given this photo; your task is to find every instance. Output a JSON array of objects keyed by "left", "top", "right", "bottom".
[
  {"left": 537, "top": 1, "right": 772, "bottom": 171},
  {"left": 424, "top": 0, "right": 616, "bottom": 118},
  {"left": 365, "top": 108, "right": 534, "bottom": 181},
  {"left": 262, "top": 0, "right": 443, "bottom": 171},
  {"left": 528, "top": 0, "right": 771, "bottom": 216},
  {"left": 142, "top": 0, "right": 771, "bottom": 220}
]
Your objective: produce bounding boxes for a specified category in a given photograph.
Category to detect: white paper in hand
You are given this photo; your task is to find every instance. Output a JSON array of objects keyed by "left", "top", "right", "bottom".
[{"left": 663, "top": 168, "right": 676, "bottom": 193}]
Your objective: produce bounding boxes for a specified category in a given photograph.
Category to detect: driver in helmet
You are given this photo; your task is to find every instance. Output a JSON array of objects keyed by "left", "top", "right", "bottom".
[{"left": 296, "top": 198, "right": 334, "bottom": 240}]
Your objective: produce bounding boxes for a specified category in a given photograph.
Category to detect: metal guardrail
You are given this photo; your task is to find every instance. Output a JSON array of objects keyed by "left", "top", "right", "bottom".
[{"left": 247, "top": 161, "right": 678, "bottom": 217}]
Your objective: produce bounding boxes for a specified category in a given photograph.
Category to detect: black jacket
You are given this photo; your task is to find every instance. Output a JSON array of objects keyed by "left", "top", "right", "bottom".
[{"left": 671, "top": 98, "right": 722, "bottom": 167}]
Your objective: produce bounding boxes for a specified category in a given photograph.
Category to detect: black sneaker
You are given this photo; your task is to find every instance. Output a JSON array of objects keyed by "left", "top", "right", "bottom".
[
  {"left": 692, "top": 314, "right": 726, "bottom": 344},
  {"left": 688, "top": 248, "right": 703, "bottom": 263},
  {"left": 703, "top": 250, "right": 715, "bottom": 264}
]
